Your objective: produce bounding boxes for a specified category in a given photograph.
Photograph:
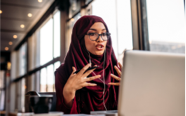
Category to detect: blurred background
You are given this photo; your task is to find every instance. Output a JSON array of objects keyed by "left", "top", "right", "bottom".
[{"left": 0, "top": 0, "right": 185, "bottom": 115}]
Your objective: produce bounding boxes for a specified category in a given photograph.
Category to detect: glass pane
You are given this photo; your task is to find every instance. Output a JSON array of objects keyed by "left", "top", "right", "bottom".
[
  {"left": 17, "top": 79, "right": 26, "bottom": 112},
  {"left": 40, "top": 18, "right": 53, "bottom": 65},
  {"left": 117, "top": 0, "right": 133, "bottom": 53},
  {"left": 0, "top": 71, "right": 4, "bottom": 88},
  {"left": 47, "top": 65, "right": 54, "bottom": 92},
  {"left": 40, "top": 68, "right": 47, "bottom": 92},
  {"left": 146, "top": 0, "right": 185, "bottom": 53},
  {"left": 54, "top": 11, "right": 61, "bottom": 58},
  {"left": 0, "top": 91, "right": 5, "bottom": 110},
  {"left": 117, "top": 0, "right": 133, "bottom": 64},
  {"left": 92, "top": 0, "right": 118, "bottom": 58},
  {"left": 54, "top": 61, "right": 60, "bottom": 92},
  {"left": 54, "top": 61, "right": 60, "bottom": 71},
  {"left": 19, "top": 43, "right": 27, "bottom": 76}
]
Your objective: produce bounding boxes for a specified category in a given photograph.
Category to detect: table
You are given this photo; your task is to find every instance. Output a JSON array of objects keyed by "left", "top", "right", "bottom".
[{"left": 14, "top": 112, "right": 106, "bottom": 116}]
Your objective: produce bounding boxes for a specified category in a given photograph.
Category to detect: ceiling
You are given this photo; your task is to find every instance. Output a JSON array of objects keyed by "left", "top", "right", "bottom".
[{"left": 0, "top": 0, "right": 54, "bottom": 52}]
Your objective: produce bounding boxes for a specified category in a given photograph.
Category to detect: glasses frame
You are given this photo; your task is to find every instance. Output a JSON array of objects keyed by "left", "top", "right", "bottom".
[{"left": 85, "top": 32, "right": 111, "bottom": 41}]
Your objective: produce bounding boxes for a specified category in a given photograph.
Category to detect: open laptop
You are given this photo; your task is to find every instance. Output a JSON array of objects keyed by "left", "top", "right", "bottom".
[{"left": 118, "top": 50, "right": 185, "bottom": 116}]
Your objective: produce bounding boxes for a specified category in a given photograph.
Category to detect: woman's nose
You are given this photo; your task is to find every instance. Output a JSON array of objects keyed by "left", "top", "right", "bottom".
[{"left": 96, "top": 35, "right": 103, "bottom": 42}]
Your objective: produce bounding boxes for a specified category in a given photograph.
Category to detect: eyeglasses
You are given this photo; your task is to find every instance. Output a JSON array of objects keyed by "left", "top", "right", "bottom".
[{"left": 85, "top": 32, "right": 111, "bottom": 41}]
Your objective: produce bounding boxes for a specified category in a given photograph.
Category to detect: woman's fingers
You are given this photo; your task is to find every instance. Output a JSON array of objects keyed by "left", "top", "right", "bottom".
[
  {"left": 114, "top": 66, "right": 121, "bottom": 77},
  {"left": 84, "top": 75, "right": 101, "bottom": 82},
  {"left": 111, "top": 74, "right": 121, "bottom": 81},
  {"left": 69, "top": 67, "right": 76, "bottom": 78},
  {"left": 83, "top": 82, "right": 97, "bottom": 87},
  {"left": 118, "top": 62, "right": 122, "bottom": 71},
  {"left": 72, "top": 67, "right": 76, "bottom": 73},
  {"left": 108, "top": 82, "right": 120, "bottom": 86},
  {"left": 83, "top": 66, "right": 97, "bottom": 77},
  {"left": 78, "top": 63, "right": 91, "bottom": 76}
]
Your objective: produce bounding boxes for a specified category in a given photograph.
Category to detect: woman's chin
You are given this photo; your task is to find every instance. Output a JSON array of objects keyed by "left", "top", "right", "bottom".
[{"left": 93, "top": 51, "right": 104, "bottom": 55}]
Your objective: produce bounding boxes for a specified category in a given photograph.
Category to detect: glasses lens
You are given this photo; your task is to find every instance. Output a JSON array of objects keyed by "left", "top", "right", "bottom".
[
  {"left": 89, "top": 33, "right": 98, "bottom": 41},
  {"left": 101, "top": 33, "right": 108, "bottom": 41},
  {"left": 88, "top": 33, "right": 110, "bottom": 41}
]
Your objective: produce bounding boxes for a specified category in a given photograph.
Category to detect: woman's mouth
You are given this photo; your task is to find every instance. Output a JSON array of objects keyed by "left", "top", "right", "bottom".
[{"left": 96, "top": 44, "right": 104, "bottom": 51}]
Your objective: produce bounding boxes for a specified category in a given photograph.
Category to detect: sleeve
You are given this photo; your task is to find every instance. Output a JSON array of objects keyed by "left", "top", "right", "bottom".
[{"left": 55, "top": 71, "right": 78, "bottom": 114}]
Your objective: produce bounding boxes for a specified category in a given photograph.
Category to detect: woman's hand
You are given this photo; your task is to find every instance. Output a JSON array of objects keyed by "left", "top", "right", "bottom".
[
  {"left": 108, "top": 62, "right": 122, "bottom": 86},
  {"left": 63, "top": 63, "right": 101, "bottom": 107}
]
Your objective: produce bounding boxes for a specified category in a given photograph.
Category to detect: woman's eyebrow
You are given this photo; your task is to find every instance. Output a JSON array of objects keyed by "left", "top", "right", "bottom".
[{"left": 89, "top": 28, "right": 106, "bottom": 31}]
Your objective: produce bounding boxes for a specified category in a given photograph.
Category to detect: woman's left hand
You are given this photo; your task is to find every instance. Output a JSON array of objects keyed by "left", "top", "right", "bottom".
[{"left": 108, "top": 62, "right": 122, "bottom": 86}]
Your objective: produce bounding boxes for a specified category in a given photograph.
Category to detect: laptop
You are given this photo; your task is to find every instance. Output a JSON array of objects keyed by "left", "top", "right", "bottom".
[{"left": 118, "top": 50, "right": 185, "bottom": 116}]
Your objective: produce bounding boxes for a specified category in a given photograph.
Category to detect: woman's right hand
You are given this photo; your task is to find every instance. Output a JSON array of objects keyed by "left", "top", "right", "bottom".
[{"left": 63, "top": 63, "right": 101, "bottom": 107}]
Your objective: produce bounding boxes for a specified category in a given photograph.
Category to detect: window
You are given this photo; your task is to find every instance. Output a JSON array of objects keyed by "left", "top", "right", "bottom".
[
  {"left": 0, "top": 71, "right": 4, "bottom": 92},
  {"left": 0, "top": 71, "right": 5, "bottom": 110},
  {"left": 46, "top": 65, "right": 54, "bottom": 92},
  {"left": 116, "top": 0, "right": 133, "bottom": 63},
  {"left": 54, "top": 11, "right": 61, "bottom": 58},
  {"left": 92, "top": 0, "right": 118, "bottom": 56},
  {"left": 54, "top": 61, "right": 60, "bottom": 71},
  {"left": 91, "top": 0, "right": 133, "bottom": 63},
  {"left": 40, "top": 68, "right": 47, "bottom": 92},
  {"left": 17, "top": 43, "right": 27, "bottom": 112},
  {"left": 40, "top": 18, "right": 53, "bottom": 65},
  {"left": 40, "top": 63, "right": 60, "bottom": 92},
  {"left": 39, "top": 11, "right": 61, "bottom": 92},
  {"left": 40, "top": 11, "right": 61, "bottom": 65},
  {"left": 146, "top": 0, "right": 185, "bottom": 53},
  {"left": 19, "top": 43, "right": 27, "bottom": 76}
]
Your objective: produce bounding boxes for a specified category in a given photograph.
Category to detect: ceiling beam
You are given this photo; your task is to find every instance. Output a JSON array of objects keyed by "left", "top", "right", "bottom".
[
  {"left": 1, "top": 17, "right": 31, "bottom": 21},
  {"left": 1, "top": 29, "right": 25, "bottom": 33},
  {"left": 1, "top": 3, "right": 42, "bottom": 9}
]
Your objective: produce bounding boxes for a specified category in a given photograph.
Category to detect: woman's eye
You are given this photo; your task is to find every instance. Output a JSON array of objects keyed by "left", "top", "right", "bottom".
[
  {"left": 88, "top": 33, "right": 95, "bottom": 36},
  {"left": 102, "top": 33, "right": 107, "bottom": 36}
]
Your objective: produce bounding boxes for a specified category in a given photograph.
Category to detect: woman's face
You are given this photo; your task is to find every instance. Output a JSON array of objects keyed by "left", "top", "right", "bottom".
[{"left": 84, "top": 22, "right": 108, "bottom": 55}]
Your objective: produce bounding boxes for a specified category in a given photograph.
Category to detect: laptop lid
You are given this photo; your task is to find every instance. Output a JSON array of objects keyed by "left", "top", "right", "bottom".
[{"left": 118, "top": 50, "right": 185, "bottom": 116}]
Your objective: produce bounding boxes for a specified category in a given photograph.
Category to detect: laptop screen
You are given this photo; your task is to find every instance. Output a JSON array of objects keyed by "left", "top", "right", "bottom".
[{"left": 118, "top": 50, "right": 185, "bottom": 116}]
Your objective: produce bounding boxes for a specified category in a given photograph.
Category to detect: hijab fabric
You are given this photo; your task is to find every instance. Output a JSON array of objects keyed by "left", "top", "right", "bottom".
[{"left": 55, "top": 15, "right": 120, "bottom": 114}]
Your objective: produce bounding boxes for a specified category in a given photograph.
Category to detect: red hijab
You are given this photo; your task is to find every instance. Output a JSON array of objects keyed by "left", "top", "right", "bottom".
[{"left": 55, "top": 15, "right": 120, "bottom": 114}]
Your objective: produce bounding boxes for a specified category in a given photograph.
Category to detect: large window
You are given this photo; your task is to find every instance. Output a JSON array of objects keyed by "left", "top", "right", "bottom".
[
  {"left": 91, "top": 0, "right": 133, "bottom": 63},
  {"left": 40, "top": 61, "right": 60, "bottom": 92},
  {"left": 40, "top": 11, "right": 61, "bottom": 65},
  {"left": 146, "top": 0, "right": 185, "bottom": 53},
  {"left": 40, "top": 19, "right": 53, "bottom": 65},
  {"left": 92, "top": 0, "right": 118, "bottom": 56},
  {"left": 39, "top": 11, "right": 61, "bottom": 92},
  {"left": 19, "top": 43, "right": 27, "bottom": 76},
  {"left": 0, "top": 71, "right": 5, "bottom": 111},
  {"left": 15, "top": 43, "right": 27, "bottom": 112},
  {"left": 54, "top": 11, "right": 61, "bottom": 58}
]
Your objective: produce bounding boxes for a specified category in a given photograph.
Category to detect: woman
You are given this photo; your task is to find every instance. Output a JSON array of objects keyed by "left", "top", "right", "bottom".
[{"left": 55, "top": 15, "right": 122, "bottom": 114}]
